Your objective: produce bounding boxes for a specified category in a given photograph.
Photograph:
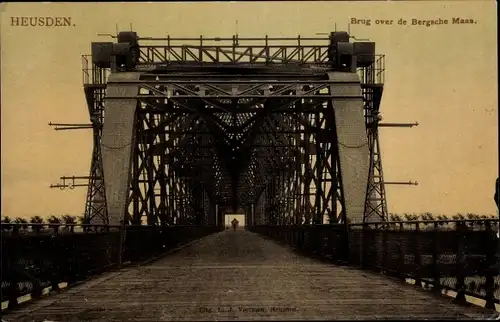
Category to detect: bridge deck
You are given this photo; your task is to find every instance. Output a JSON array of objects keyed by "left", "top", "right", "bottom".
[{"left": 5, "top": 230, "right": 495, "bottom": 321}]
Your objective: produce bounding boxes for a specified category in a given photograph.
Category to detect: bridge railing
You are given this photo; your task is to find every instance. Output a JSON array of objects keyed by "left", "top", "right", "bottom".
[
  {"left": 251, "top": 219, "right": 499, "bottom": 309},
  {"left": 1, "top": 223, "right": 220, "bottom": 310},
  {"left": 82, "top": 55, "right": 109, "bottom": 85},
  {"left": 349, "top": 220, "right": 499, "bottom": 309},
  {"left": 251, "top": 224, "right": 349, "bottom": 261},
  {"left": 123, "top": 225, "right": 221, "bottom": 262}
]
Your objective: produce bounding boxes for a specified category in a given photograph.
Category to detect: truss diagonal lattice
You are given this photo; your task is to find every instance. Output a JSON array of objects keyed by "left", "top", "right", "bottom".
[{"left": 76, "top": 31, "right": 392, "bottom": 228}]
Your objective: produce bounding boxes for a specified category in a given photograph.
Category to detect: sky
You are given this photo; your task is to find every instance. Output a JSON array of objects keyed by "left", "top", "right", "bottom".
[{"left": 1, "top": 1, "right": 497, "bottom": 219}]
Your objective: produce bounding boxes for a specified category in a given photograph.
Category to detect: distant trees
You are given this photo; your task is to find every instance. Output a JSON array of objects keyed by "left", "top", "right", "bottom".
[
  {"left": 0, "top": 214, "right": 84, "bottom": 233},
  {"left": 62, "top": 215, "right": 77, "bottom": 232},
  {"left": 78, "top": 215, "right": 91, "bottom": 232},
  {"left": 387, "top": 212, "right": 496, "bottom": 223},
  {"left": 13, "top": 217, "right": 29, "bottom": 232},
  {"left": 77, "top": 215, "right": 90, "bottom": 225},
  {"left": 30, "top": 216, "right": 44, "bottom": 233},
  {"left": 403, "top": 213, "right": 419, "bottom": 221},
  {"left": 452, "top": 213, "right": 466, "bottom": 220},
  {"left": 388, "top": 213, "right": 402, "bottom": 221},
  {"left": 1, "top": 211, "right": 496, "bottom": 233},
  {"left": 47, "top": 215, "right": 62, "bottom": 233},
  {"left": 421, "top": 212, "right": 435, "bottom": 221},
  {"left": 1, "top": 216, "right": 12, "bottom": 231}
]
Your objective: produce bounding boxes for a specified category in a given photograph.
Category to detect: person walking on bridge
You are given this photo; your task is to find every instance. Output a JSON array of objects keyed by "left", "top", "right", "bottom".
[{"left": 231, "top": 218, "right": 239, "bottom": 232}]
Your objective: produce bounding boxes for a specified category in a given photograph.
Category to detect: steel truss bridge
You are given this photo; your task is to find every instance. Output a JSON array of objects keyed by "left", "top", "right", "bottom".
[{"left": 1, "top": 31, "right": 498, "bottom": 320}]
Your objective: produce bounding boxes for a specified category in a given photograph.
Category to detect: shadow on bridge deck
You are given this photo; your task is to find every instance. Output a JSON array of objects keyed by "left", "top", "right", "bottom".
[{"left": 4, "top": 230, "right": 495, "bottom": 321}]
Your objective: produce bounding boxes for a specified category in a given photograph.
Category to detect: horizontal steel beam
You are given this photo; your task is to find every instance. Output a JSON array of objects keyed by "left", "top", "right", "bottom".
[
  {"left": 106, "top": 95, "right": 355, "bottom": 99},
  {"left": 385, "top": 181, "right": 418, "bottom": 185},
  {"left": 143, "top": 65, "right": 331, "bottom": 74},
  {"left": 379, "top": 122, "right": 419, "bottom": 128},
  {"left": 140, "top": 131, "right": 326, "bottom": 134},
  {"left": 110, "top": 80, "right": 355, "bottom": 85},
  {"left": 137, "top": 36, "right": 330, "bottom": 41},
  {"left": 161, "top": 145, "right": 306, "bottom": 149},
  {"left": 138, "top": 107, "right": 332, "bottom": 113},
  {"left": 138, "top": 45, "right": 330, "bottom": 64}
]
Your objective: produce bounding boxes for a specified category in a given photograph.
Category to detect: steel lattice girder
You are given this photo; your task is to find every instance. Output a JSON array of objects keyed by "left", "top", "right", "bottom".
[
  {"left": 137, "top": 42, "right": 331, "bottom": 65},
  {"left": 83, "top": 82, "right": 107, "bottom": 224}
]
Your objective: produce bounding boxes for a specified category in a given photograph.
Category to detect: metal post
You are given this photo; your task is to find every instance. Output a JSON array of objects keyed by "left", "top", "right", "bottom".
[
  {"left": 118, "top": 220, "right": 127, "bottom": 267},
  {"left": 251, "top": 204, "right": 255, "bottom": 228},
  {"left": 215, "top": 204, "right": 219, "bottom": 228}
]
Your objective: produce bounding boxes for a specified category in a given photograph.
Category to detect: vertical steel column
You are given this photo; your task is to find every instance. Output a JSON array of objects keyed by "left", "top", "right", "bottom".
[{"left": 101, "top": 72, "right": 142, "bottom": 226}]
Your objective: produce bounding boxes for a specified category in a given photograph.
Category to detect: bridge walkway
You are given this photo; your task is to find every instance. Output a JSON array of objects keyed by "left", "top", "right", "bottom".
[{"left": 4, "top": 229, "right": 494, "bottom": 321}]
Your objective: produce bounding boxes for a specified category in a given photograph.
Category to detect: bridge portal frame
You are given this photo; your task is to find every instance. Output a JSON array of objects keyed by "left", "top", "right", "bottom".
[{"left": 79, "top": 32, "right": 387, "bottom": 227}]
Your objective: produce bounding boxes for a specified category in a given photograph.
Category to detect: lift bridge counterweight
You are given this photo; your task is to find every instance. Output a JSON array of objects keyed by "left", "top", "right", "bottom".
[{"left": 51, "top": 30, "right": 417, "bottom": 226}]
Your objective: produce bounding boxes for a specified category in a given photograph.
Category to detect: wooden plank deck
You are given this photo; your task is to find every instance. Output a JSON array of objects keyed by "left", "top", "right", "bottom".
[{"left": 3, "top": 229, "right": 496, "bottom": 321}]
